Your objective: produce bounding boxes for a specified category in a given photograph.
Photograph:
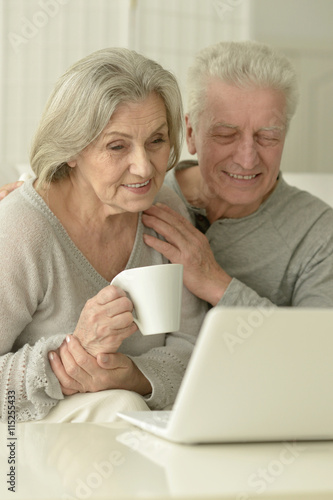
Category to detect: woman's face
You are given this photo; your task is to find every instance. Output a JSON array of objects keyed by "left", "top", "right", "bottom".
[{"left": 68, "top": 93, "right": 171, "bottom": 215}]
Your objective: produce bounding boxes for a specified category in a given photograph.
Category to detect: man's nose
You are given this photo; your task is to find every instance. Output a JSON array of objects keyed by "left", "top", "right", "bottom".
[{"left": 232, "top": 137, "right": 259, "bottom": 170}]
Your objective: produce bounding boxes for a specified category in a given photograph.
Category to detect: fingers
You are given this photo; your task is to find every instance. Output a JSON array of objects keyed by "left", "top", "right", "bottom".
[
  {"left": 60, "top": 336, "right": 90, "bottom": 378},
  {"left": 63, "top": 335, "right": 106, "bottom": 377},
  {"left": 96, "top": 352, "right": 151, "bottom": 395},
  {"left": 49, "top": 339, "right": 106, "bottom": 394},
  {"left": 74, "top": 285, "right": 138, "bottom": 355},
  {"left": 142, "top": 203, "right": 203, "bottom": 256},
  {"left": 142, "top": 203, "right": 208, "bottom": 263},
  {"left": 142, "top": 207, "right": 186, "bottom": 261},
  {"left": 50, "top": 340, "right": 150, "bottom": 395},
  {"left": 84, "top": 286, "right": 135, "bottom": 330},
  {"left": 144, "top": 203, "right": 231, "bottom": 305},
  {"left": 95, "top": 285, "right": 131, "bottom": 306},
  {"left": 144, "top": 203, "right": 199, "bottom": 237},
  {"left": 74, "top": 321, "right": 137, "bottom": 355},
  {"left": 0, "top": 181, "right": 24, "bottom": 200},
  {"left": 143, "top": 233, "right": 179, "bottom": 262},
  {"left": 55, "top": 339, "right": 133, "bottom": 393},
  {"left": 60, "top": 336, "right": 111, "bottom": 392},
  {"left": 48, "top": 348, "right": 81, "bottom": 396}
]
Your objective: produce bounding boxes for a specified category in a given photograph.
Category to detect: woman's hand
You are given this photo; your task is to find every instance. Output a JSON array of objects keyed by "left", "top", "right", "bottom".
[
  {"left": 0, "top": 181, "right": 23, "bottom": 200},
  {"left": 49, "top": 335, "right": 152, "bottom": 396},
  {"left": 73, "top": 285, "right": 138, "bottom": 356},
  {"left": 142, "top": 203, "right": 232, "bottom": 306}
]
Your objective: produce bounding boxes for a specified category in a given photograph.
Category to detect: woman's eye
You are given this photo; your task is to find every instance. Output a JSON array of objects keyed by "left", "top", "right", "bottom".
[
  {"left": 109, "top": 144, "right": 124, "bottom": 151},
  {"left": 151, "top": 137, "right": 165, "bottom": 144}
]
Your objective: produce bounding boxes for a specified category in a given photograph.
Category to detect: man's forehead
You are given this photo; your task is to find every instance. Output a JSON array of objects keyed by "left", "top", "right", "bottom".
[
  {"left": 204, "top": 101, "right": 287, "bottom": 131},
  {"left": 205, "top": 81, "right": 286, "bottom": 112}
]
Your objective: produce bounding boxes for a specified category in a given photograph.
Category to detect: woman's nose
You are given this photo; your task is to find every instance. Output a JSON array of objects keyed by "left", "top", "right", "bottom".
[{"left": 128, "top": 147, "right": 153, "bottom": 178}]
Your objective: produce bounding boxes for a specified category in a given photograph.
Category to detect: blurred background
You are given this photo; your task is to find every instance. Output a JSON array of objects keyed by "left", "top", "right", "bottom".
[{"left": 0, "top": 0, "right": 333, "bottom": 184}]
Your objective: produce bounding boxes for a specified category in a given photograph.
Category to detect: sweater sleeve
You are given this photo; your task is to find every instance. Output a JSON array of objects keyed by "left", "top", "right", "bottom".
[
  {"left": 288, "top": 214, "right": 333, "bottom": 307},
  {"left": 0, "top": 197, "right": 65, "bottom": 422},
  {"left": 218, "top": 209, "right": 333, "bottom": 309},
  {"left": 0, "top": 337, "right": 66, "bottom": 422}
]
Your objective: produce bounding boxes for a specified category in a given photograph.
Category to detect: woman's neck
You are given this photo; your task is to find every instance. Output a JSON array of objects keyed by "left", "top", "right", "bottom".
[
  {"left": 34, "top": 177, "right": 139, "bottom": 281},
  {"left": 36, "top": 177, "right": 137, "bottom": 232}
]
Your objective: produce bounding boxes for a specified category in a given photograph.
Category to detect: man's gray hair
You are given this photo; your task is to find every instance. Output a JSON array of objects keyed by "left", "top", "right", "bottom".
[
  {"left": 187, "top": 40, "right": 299, "bottom": 131},
  {"left": 31, "top": 47, "right": 184, "bottom": 188}
]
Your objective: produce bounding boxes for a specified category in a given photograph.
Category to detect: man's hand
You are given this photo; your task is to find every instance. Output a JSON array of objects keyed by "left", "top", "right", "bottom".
[
  {"left": 0, "top": 181, "right": 23, "bottom": 200},
  {"left": 142, "top": 203, "right": 232, "bottom": 305},
  {"left": 49, "top": 335, "right": 152, "bottom": 396}
]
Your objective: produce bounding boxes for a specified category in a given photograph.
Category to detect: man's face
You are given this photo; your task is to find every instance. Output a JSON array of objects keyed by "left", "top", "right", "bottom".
[{"left": 186, "top": 80, "right": 287, "bottom": 218}]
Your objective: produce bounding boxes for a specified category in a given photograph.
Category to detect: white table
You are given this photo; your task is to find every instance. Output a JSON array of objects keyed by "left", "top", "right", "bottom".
[{"left": 1, "top": 421, "right": 333, "bottom": 499}]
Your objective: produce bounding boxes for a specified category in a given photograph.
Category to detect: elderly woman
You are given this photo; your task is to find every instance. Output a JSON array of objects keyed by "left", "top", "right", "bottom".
[{"left": 0, "top": 48, "right": 207, "bottom": 422}]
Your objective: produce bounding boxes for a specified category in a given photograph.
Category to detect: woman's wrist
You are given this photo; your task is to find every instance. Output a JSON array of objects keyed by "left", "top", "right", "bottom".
[{"left": 130, "top": 361, "right": 152, "bottom": 396}]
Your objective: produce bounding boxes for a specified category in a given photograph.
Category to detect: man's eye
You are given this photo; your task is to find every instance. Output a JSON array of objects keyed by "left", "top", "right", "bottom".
[
  {"left": 257, "top": 136, "right": 279, "bottom": 146},
  {"left": 213, "top": 134, "right": 236, "bottom": 142}
]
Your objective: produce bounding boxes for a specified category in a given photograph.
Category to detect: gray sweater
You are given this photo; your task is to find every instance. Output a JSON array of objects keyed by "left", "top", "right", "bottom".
[
  {"left": 165, "top": 162, "right": 333, "bottom": 308},
  {"left": 0, "top": 179, "right": 208, "bottom": 422}
]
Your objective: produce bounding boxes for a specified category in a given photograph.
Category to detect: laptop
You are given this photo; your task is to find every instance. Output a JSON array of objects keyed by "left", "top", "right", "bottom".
[{"left": 118, "top": 306, "right": 333, "bottom": 444}]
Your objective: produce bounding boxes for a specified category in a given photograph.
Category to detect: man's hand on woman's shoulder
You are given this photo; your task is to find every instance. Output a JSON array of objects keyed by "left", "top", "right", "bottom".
[{"left": 0, "top": 181, "right": 24, "bottom": 201}]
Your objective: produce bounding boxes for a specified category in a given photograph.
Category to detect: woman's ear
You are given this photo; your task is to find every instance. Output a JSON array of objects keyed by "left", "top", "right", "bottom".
[
  {"left": 185, "top": 114, "right": 197, "bottom": 155},
  {"left": 67, "top": 160, "right": 77, "bottom": 168}
]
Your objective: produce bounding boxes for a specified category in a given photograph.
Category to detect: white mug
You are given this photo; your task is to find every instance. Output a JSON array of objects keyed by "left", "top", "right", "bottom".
[{"left": 111, "top": 264, "right": 183, "bottom": 335}]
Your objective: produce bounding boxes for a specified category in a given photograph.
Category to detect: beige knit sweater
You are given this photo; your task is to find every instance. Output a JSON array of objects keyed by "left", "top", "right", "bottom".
[{"left": 0, "top": 180, "right": 208, "bottom": 422}]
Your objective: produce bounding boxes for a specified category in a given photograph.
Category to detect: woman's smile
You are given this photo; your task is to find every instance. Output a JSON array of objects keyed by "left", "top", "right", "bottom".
[{"left": 122, "top": 178, "right": 152, "bottom": 193}]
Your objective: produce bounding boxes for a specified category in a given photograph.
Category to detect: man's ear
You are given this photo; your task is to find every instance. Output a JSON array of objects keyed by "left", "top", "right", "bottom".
[{"left": 185, "top": 114, "right": 197, "bottom": 155}]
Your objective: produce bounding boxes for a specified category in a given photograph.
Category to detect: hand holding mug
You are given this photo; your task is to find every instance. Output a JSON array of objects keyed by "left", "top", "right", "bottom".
[{"left": 73, "top": 285, "right": 137, "bottom": 356}]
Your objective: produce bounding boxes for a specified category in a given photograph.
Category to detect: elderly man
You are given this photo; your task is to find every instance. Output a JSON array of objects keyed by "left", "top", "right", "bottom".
[
  {"left": 2, "top": 41, "right": 333, "bottom": 308},
  {"left": 142, "top": 41, "right": 333, "bottom": 308}
]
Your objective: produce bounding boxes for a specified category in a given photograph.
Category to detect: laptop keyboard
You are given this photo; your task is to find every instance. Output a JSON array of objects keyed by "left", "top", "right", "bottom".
[{"left": 149, "top": 411, "right": 171, "bottom": 428}]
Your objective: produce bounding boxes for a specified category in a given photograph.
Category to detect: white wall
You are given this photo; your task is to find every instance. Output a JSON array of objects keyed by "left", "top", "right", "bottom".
[
  {"left": 248, "top": 0, "right": 333, "bottom": 174},
  {"left": 1, "top": 0, "right": 332, "bottom": 184},
  {"left": 0, "top": 0, "right": 132, "bottom": 183},
  {"left": 0, "top": 0, "right": 249, "bottom": 184}
]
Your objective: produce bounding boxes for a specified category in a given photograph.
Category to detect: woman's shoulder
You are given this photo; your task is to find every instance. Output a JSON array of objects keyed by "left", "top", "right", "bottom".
[{"left": 0, "top": 179, "right": 54, "bottom": 250}]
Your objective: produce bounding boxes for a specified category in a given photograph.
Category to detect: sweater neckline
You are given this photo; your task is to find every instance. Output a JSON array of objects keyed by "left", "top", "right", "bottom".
[{"left": 22, "top": 178, "right": 143, "bottom": 285}]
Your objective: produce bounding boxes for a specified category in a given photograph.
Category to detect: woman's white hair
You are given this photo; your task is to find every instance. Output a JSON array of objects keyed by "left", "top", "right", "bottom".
[
  {"left": 30, "top": 47, "right": 184, "bottom": 187},
  {"left": 187, "top": 40, "right": 299, "bottom": 131}
]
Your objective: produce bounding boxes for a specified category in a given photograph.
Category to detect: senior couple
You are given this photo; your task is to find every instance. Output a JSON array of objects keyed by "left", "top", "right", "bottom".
[{"left": 1, "top": 41, "right": 332, "bottom": 423}]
